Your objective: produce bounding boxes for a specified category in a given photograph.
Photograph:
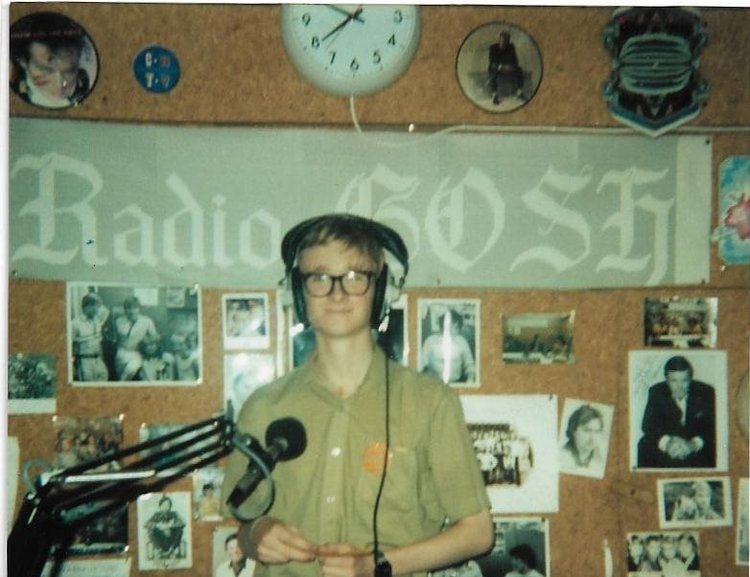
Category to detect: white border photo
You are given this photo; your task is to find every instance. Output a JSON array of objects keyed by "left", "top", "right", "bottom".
[
  {"left": 629, "top": 350, "right": 728, "bottom": 472},
  {"left": 658, "top": 476, "right": 732, "bottom": 529},
  {"left": 558, "top": 398, "right": 614, "bottom": 479},
  {"left": 67, "top": 283, "right": 202, "bottom": 386},
  {"left": 462, "top": 395, "right": 558, "bottom": 513},
  {"left": 222, "top": 293, "right": 270, "bottom": 350},
  {"left": 418, "top": 298, "right": 480, "bottom": 387},
  {"left": 137, "top": 491, "right": 192, "bottom": 571}
]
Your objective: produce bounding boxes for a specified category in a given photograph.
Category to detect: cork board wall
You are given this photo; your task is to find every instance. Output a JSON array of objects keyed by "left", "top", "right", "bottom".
[{"left": 7, "top": 3, "right": 750, "bottom": 577}]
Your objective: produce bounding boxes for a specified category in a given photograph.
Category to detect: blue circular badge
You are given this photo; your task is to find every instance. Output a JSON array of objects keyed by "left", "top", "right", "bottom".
[{"left": 133, "top": 45, "right": 180, "bottom": 93}]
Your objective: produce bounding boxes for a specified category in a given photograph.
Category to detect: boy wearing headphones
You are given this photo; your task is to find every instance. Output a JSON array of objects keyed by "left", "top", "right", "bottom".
[{"left": 222, "top": 213, "right": 493, "bottom": 577}]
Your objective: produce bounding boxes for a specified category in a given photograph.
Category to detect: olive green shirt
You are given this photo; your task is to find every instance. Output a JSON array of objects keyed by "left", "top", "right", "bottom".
[{"left": 221, "top": 346, "right": 490, "bottom": 577}]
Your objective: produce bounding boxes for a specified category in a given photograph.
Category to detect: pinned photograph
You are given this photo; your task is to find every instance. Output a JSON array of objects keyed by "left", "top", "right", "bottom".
[
  {"left": 433, "top": 516, "right": 549, "bottom": 577},
  {"left": 9, "top": 11, "right": 99, "bottom": 109},
  {"left": 51, "top": 415, "right": 127, "bottom": 555},
  {"left": 193, "top": 466, "right": 225, "bottom": 521},
  {"left": 626, "top": 531, "right": 701, "bottom": 575},
  {"left": 224, "top": 353, "right": 275, "bottom": 417},
  {"left": 222, "top": 293, "right": 270, "bottom": 350},
  {"left": 213, "top": 526, "right": 256, "bottom": 577},
  {"left": 67, "top": 283, "right": 201, "bottom": 386},
  {"left": 644, "top": 297, "right": 718, "bottom": 349},
  {"left": 630, "top": 350, "right": 728, "bottom": 472},
  {"left": 462, "top": 395, "right": 558, "bottom": 513},
  {"left": 502, "top": 311, "right": 575, "bottom": 365},
  {"left": 658, "top": 477, "right": 732, "bottom": 529},
  {"left": 418, "top": 298, "right": 480, "bottom": 387},
  {"left": 558, "top": 398, "right": 614, "bottom": 479},
  {"left": 456, "top": 22, "right": 543, "bottom": 113},
  {"left": 138, "top": 492, "right": 191, "bottom": 570},
  {"left": 737, "top": 478, "right": 748, "bottom": 566},
  {"left": 8, "top": 353, "right": 56, "bottom": 414},
  {"left": 715, "top": 156, "right": 750, "bottom": 265}
]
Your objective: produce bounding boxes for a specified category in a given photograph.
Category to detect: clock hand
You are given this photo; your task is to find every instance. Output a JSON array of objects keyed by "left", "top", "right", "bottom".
[
  {"left": 325, "top": 4, "right": 364, "bottom": 23},
  {"left": 320, "top": 7, "right": 364, "bottom": 42}
]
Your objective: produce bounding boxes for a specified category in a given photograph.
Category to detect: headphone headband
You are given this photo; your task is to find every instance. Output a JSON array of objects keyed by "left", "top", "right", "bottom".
[{"left": 281, "top": 213, "right": 409, "bottom": 274}]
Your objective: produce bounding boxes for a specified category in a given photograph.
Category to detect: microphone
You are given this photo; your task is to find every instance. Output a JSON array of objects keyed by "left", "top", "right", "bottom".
[{"left": 227, "top": 417, "right": 306, "bottom": 509}]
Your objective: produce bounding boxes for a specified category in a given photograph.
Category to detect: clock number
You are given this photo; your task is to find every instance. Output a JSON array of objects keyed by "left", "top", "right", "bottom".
[
  {"left": 388, "top": 34, "right": 396, "bottom": 46},
  {"left": 301, "top": 13, "right": 311, "bottom": 26},
  {"left": 350, "top": 58, "right": 360, "bottom": 71},
  {"left": 393, "top": 9, "right": 403, "bottom": 23},
  {"left": 311, "top": 36, "right": 320, "bottom": 49},
  {"left": 373, "top": 50, "right": 382, "bottom": 65},
  {"left": 329, "top": 51, "right": 336, "bottom": 65}
]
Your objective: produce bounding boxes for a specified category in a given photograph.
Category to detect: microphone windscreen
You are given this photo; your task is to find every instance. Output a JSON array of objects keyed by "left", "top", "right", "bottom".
[{"left": 265, "top": 418, "right": 306, "bottom": 461}]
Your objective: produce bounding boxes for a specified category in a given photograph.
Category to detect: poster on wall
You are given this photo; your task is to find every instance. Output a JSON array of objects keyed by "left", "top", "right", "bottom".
[
  {"left": 67, "top": 282, "right": 201, "bottom": 386},
  {"left": 9, "top": 119, "right": 712, "bottom": 290},
  {"left": 462, "top": 395, "right": 558, "bottom": 513}
]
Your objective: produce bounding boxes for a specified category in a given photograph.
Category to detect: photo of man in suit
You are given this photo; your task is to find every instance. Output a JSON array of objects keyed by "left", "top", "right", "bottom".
[{"left": 637, "top": 355, "right": 716, "bottom": 468}]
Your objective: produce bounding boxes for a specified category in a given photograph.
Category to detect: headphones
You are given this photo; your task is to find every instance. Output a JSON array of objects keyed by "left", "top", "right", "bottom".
[{"left": 281, "top": 213, "right": 409, "bottom": 329}]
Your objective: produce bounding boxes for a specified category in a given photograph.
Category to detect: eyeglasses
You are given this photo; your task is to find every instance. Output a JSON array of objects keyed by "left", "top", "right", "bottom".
[{"left": 300, "top": 270, "right": 377, "bottom": 297}]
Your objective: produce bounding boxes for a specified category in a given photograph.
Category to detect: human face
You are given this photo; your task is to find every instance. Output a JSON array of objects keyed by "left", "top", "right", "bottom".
[
  {"left": 226, "top": 538, "right": 244, "bottom": 564},
  {"left": 678, "top": 537, "right": 694, "bottom": 558},
  {"left": 628, "top": 538, "right": 643, "bottom": 559},
  {"left": 24, "top": 41, "right": 80, "bottom": 99},
  {"left": 573, "top": 417, "right": 603, "bottom": 458},
  {"left": 646, "top": 539, "right": 661, "bottom": 560},
  {"left": 666, "top": 369, "right": 691, "bottom": 401},
  {"left": 298, "top": 240, "right": 377, "bottom": 340},
  {"left": 661, "top": 539, "right": 676, "bottom": 560},
  {"left": 694, "top": 486, "right": 712, "bottom": 511},
  {"left": 125, "top": 305, "right": 140, "bottom": 322}
]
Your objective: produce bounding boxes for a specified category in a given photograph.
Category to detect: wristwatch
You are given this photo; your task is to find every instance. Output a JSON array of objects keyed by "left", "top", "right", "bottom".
[{"left": 374, "top": 549, "right": 392, "bottom": 577}]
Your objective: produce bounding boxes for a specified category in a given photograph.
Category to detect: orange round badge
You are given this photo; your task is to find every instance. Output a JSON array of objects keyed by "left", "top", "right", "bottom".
[{"left": 362, "top": 442, "right": 391, "bottom": 475}]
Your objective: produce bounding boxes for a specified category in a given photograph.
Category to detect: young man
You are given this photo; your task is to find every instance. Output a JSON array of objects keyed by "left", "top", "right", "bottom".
[{"left": 221, "top": 214, "right": 493, "bottom": 577}]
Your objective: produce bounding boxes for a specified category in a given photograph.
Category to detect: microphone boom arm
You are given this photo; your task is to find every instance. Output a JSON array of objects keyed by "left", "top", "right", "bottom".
[{"left": 7, "top": 403, "right": 268, "bottom": 577}]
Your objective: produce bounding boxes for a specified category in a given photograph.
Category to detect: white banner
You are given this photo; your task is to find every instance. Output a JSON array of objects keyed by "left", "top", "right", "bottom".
[{"left": 9, "top": 118, "right": 711, "bottom": 289}]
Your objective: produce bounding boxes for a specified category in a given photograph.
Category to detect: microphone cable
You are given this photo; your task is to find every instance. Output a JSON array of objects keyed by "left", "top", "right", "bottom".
[{"left": 371, "top": 353, "right": 391, "bottom": 565}]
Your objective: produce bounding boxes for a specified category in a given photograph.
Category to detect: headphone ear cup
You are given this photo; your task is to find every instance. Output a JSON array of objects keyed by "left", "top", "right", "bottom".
[
  {"left": 370, "top": 265, "right": 390, "bottom": 328},
  {"left": 290, "top": 268, "right": 308, "bottom": 326}
]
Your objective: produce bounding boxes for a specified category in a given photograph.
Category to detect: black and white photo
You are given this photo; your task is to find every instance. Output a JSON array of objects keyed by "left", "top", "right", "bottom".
[
  {"left": 67, "top": 283, "right": 201, "bottom": 385},
  {"left": 462, "top": 395, "right": 558, "bottom": 513},
  {"left": 138, "top": 492, "right": 192, "bottom": 570},
  {"left": 419, "top": 298, "right": 480, "bottom": 387},
  {"left": 629, "top": 350, "right": 728, "bottom": 472},
  {"left": 558, "top": 398, "right": 614, "bottom": 479}
]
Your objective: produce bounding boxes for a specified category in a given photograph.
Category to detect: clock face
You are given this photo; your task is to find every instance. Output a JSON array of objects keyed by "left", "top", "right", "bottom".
[{"left": 280, "top": 4, "right": 420, "bottom": 97}]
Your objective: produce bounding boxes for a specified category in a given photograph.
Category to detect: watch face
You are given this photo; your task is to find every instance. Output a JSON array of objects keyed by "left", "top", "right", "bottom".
[{"left": 281, "top": 4, "right": 420, "bottom": 96}]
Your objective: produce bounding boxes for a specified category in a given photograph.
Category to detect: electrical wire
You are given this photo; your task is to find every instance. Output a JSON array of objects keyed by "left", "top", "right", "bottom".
[
  {"left": 348, "top": 95, "right": 750, "bottom": 149},
  {"left": 371, "top": 354, "right": 391, "bottom": 566}
]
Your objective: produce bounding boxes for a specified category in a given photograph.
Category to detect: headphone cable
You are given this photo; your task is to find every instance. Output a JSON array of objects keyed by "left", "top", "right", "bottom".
[{"left": 371, "top": 354, "right": 391, "bottom": 565}]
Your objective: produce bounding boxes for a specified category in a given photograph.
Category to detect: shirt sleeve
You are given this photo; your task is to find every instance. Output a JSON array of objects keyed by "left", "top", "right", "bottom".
[{"left": 427, "top": 390, "right": 491, "bottom": 521}]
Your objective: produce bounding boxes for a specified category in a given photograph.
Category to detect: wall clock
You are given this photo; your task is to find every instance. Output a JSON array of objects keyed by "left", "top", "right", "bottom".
[{"left": 280, "top": 4, "right": 420, "bottom": 97}]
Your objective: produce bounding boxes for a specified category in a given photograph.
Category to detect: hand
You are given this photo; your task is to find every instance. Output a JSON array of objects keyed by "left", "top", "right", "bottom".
[
  {"left": 321, "top": 6, "right": 364, "bottom": 43},
  {"left": 665, "top": 436, "right": 692, "bottom": 460},
  {"left": 317, "top": 543, "right": 374, "bottom": 577},
  {"left": 242, "top": 517, "right": 316, "bottom": 565},
  {"left": 325, "top": 5, "right": 364, "bottom": 23}
]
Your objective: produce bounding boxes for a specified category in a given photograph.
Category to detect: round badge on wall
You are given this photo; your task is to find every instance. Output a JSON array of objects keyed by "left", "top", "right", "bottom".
[
  {"left": 133, "top": 45, "right": 181, "bottom": 94},
  {"left": 456, "top": 22, "right": 542, "bottom": 113},
  {"left": 9, "top": 11, "right": 99, "bottom": 110}
]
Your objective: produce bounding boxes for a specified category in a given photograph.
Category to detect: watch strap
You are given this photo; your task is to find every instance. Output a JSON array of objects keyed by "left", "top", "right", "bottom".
[{"left": 374, "top": 549, "right": 392, "bottom": 577}]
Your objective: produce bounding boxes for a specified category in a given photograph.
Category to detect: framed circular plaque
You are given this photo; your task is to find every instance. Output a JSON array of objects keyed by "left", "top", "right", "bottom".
[
  {"left": 456, "top": 22, "right": 542, "bottom": 113},
  {"left": 9, "top": 11, "right": 99, "bottom": 109}
]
